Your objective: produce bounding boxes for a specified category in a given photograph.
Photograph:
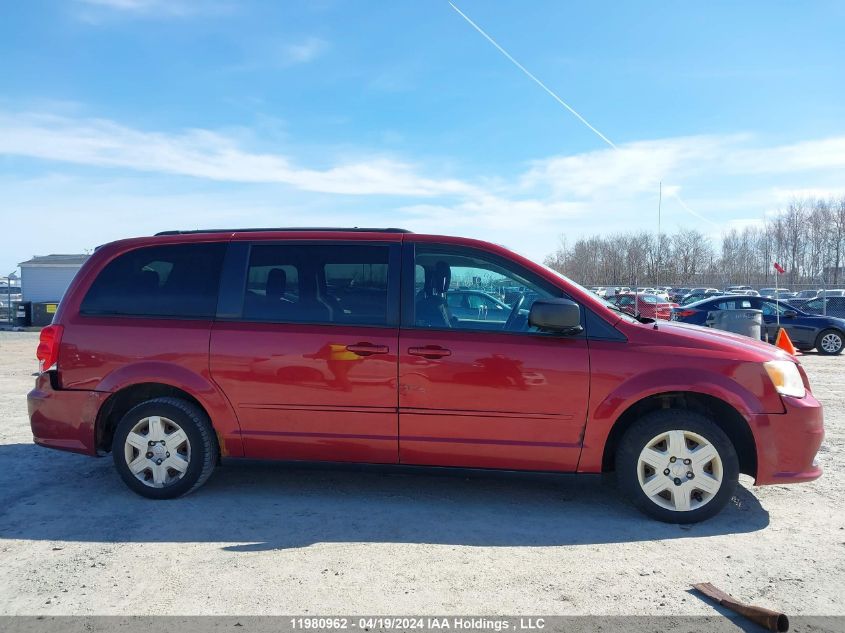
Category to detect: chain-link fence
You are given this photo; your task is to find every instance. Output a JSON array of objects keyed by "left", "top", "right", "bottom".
[{"left": 0, "top": 277, "right": 22, "bottom": 325}]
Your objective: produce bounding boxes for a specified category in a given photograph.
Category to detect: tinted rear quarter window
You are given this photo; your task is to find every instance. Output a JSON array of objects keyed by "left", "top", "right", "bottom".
[{"left": 81, "top": 243, "right": 226, "bottom": 318}]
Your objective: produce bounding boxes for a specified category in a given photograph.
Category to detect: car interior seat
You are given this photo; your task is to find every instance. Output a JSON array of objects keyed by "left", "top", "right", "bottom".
[{"left": 415, "top": 261, "right": 452, "bottom": 328}]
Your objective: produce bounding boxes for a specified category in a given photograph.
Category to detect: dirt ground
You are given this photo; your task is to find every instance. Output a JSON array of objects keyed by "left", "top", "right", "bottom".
[{"left": 0, "top": 330, "right": 843, "bottom": 616}]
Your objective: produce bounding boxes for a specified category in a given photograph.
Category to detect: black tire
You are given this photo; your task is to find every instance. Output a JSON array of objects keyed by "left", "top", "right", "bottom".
[
  {"left": 112, "top": 397, "right": 218, "bottom": 499},
  {"left": 615, "top": 409, "right": 739, "bottom": 523},
  {"left": 815, "top": 328, "right": 844, "bottom": 355}
]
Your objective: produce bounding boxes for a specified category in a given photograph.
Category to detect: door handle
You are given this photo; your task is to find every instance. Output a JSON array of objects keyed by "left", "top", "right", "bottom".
[
  {"left": 346, "top": 343, "right": 389, "bottom": 356},
  {"left": 408, "top": 345, "right": 452, "bottom": 359}
]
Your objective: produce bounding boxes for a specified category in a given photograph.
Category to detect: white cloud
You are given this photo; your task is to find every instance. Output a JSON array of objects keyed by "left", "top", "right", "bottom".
[
  {"left": 729, "top": 137, "right": 845, "bottom": 174},
  {"left": 3, "top": 106, "right": 845, "bottom": 271},
  {"left": 226, "top": 38, "right": 330, "bottom": 72},
  {"left": 282, "top": 37, "right": 328, "bottom": 65},
  {"left": 520, "top": 135, "right": 737, "bottom": 199},
  {"left": 79, "top": 0, "right": 166, "bottom": 9},
  {"left": 519, "top": 133, "right": 845, "bottom": 200},
  {"left": 73, "top": 0, "right": 233, "bottom": 20},
  {"left": 0, "top": 111, "right": 476, "bottom": 197},
  {"left": 400, "top": 195, "right": 584, "bottom": 231}
]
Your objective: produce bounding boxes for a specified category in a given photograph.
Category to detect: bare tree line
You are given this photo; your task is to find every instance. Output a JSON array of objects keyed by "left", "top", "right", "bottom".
[{"left": 543, "top": 197, "right": 845, "bottom": 289}]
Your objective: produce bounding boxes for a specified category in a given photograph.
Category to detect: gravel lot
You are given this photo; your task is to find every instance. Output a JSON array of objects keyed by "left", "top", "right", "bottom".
[{"left": 0, "top": 330, "right": 843, "bottom": 616}]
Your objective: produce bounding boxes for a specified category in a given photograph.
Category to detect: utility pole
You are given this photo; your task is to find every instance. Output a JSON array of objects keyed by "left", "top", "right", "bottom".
[{"left": 656, "top": 181, "right": 662, "bottom": 289}]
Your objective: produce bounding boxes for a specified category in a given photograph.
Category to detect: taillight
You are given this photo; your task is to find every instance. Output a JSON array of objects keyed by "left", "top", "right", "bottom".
[
  {"left": 674, "top": 309, "right": 697, "bottom": 318},
  {"left": 36, "top": 324, "right": 63, "bottom": 373}
]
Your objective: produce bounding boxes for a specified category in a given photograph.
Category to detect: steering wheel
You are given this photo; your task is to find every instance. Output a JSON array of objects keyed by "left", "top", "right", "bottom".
[{"left": 504, "top": 293, "right": 526, "bottom": 331}]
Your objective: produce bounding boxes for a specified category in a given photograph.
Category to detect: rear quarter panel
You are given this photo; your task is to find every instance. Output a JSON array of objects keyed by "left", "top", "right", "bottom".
[
  {"left": 53, "top": 237, "right": 245, "bottom": 457},
  {"left": 58, "top": 315, "right": 244, "bottom": 456}
]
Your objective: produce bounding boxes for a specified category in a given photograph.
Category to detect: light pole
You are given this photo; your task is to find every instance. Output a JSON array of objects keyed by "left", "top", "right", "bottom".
[{"left": 656, "top": 181, "right": 662, "bottom": 290}]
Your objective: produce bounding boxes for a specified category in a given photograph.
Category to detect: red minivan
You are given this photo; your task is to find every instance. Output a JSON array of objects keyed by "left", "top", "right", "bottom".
[{"left": 28, "top": 228, "right": 824, "bottom": 522}]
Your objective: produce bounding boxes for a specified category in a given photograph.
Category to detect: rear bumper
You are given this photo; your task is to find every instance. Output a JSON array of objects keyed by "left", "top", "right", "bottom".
[
  {"left": 27, "top": 372, "right": 107, "bottom": 456},
  {"left": 752, "top": 392, "right": 824, "bottom": 485}
]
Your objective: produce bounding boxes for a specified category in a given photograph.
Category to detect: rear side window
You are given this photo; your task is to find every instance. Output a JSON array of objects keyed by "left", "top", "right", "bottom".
[
  {"left": 242, "top": 244, "right": 390, "bottom": 326},
  {"left": 81, "top": 243, "right": 226, "bottom": 318},
  {"left": 716, "top": 299, "right": 753, "bottom": 310}
]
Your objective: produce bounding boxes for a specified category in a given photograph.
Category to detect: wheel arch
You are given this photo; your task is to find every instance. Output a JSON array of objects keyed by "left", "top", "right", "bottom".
[
  {"left": 95, "top": 382, "right": 211, "bottom": 454},
  {"left": 92, "top": 360, "right": 243, "bottom": 457},
  {"left": 600, "top": 391, "right": 757, "bottom": 478}
]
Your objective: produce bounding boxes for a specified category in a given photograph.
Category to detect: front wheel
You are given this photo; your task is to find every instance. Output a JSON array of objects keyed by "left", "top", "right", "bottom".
[
  {"left": 112, "top": 397, "right": 218, "bottom": 499},
  {"left": 816, "top": 329, "right": 844, "bottom": 355},
  {"left": 615, "top": 410, "right": 739, "bottom": 523}
]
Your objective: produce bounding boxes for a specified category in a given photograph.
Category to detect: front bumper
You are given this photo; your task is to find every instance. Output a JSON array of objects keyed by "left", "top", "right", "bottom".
[
  {"left": 27, "top": 372, "right": 107, "bottom": 456},
  {"left": 752, "top": 391, "right": 824, "bottom": 485}
]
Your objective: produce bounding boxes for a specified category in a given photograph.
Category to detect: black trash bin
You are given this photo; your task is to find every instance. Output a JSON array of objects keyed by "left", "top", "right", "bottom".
[
  {"left": 14, "top": 301, "right": 32, "bottom": 327},
  {"left": 31, "top": 302, "right": 59, "bottom": 327}
]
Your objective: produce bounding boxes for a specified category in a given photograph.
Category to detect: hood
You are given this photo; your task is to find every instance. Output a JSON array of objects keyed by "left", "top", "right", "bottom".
[
  {"left": 801, "top": 313, "right": 845, "bottom": 326},
  {"left": 621, "top": 320, "right": 795, "bottom": 364}
]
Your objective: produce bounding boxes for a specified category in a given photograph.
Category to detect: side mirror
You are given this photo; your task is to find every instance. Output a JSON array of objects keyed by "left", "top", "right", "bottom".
[
  {"left": 783, "top": 310, "right": 797, "bottom": 319},
  {"left": 529, "top": 298, "right": 582, "bottom": 334}
]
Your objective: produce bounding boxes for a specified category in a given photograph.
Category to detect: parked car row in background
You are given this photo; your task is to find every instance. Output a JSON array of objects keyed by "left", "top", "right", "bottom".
[{"left": 589, "top": 285, "right": 845, "bottom": 318}]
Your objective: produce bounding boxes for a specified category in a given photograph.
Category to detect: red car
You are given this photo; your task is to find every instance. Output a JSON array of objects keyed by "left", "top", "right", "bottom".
[
  {"left": 28, "top": 228, "right": 823, "bottom": 523},
  {"left": 611, "top": 293, "right": 678, "bottom": 320}
]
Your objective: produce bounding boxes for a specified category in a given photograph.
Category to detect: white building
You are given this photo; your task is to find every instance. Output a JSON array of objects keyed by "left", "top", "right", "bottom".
[{"left": 18, "top": 254, "right": 89, "bottom": 303}]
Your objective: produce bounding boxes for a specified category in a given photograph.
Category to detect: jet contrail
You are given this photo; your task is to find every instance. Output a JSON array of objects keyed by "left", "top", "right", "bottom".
[
  {"left": 448, "top": 2, "right": 616, "bottom": 150},
  {"left": 448, "top": 1, "right": 718, "bottom": 227},
  {"left": 671, "top": 191, "right": 718, "bottom": 227}
]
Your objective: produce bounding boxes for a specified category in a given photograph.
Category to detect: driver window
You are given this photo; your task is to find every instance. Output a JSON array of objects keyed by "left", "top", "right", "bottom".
[
  {"left": 412, "top": 246, "right": 556, "bottom": 332},
  {"left": 760, "top": 301, "right": 783, "bottom": 317}
]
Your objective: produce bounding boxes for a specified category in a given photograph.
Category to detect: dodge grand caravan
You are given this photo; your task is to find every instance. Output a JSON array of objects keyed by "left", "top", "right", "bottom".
[{"left": 28, "top": 228, "right": 823, "bottom": 522}]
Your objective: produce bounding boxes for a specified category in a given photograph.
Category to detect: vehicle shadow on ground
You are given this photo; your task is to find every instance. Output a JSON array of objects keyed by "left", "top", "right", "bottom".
[{"left": 0, "top": 443, "right": 769, "bottom": 550}]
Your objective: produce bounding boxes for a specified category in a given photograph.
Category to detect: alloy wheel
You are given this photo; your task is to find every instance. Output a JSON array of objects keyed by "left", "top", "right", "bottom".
[{"left": 820, "top": 332, "right": 843, "bottom": 354}]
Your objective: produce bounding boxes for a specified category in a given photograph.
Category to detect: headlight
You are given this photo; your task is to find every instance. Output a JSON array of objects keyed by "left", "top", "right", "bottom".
[{"left": 764, "top": 360, "right": 806, "bottom": 398}]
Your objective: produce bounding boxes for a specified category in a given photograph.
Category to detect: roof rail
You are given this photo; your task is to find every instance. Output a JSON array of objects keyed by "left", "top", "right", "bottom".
[{"left": 155, "top": 227, "right": 412, "bottom": 236}]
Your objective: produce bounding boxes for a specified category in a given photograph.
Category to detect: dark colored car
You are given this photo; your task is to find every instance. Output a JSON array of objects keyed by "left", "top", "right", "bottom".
[
  {"left": 786, "top": 289, "right": 822, "bottom": 308},
  {"left": 28, "top": 228, "right": 824, "bottom": 523},
  {"left": 679, "top": 289, "right": 721, "bottom": 305},
  {"left": 668, "top": 288, "right": 691, "bottom": 303},
  {"left": 799, "top": 296, "right": 845, "bottom": 319},
  {"left": 671, "top": 295, "right": 845, "bottom": 355},
  {"left": 445, "top": 289, "right": 511, "bottom": 322},
  {"left": 759, "top": 288, "right": 795, "bottom": 300}
]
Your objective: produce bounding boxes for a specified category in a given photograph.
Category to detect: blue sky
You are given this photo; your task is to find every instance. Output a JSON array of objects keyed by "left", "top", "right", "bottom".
[{"left": 1, "top": 0, "right": 844, "bottom": 273}]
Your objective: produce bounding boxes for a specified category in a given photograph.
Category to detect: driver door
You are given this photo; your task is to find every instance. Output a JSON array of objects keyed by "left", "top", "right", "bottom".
[
  {"left": 758, "top": 298, "right": 814, "bottom": 347},
  {"left": 397, "top": 241, "right": 590, "bottom": 472}
]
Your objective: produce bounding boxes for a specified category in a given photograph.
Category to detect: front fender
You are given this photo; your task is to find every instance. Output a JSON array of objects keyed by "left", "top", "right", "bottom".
[
  {"left": 594, "top": 365, "right": 782, "bottom": 423},
  {"left": 578, "top": 359, "right": 783, "bottom": 473}
]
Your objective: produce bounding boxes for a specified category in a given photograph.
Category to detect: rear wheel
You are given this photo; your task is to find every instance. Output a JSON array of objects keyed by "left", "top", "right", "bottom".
[
  {"left": 815, "top": 329, "right": 844, "bottom": 355},
  {"left": 112, "top": 397, "right": 218, "bottom": 499},
  {"left": 616, "top": 409, "right": 739, "bottom": 523}
]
